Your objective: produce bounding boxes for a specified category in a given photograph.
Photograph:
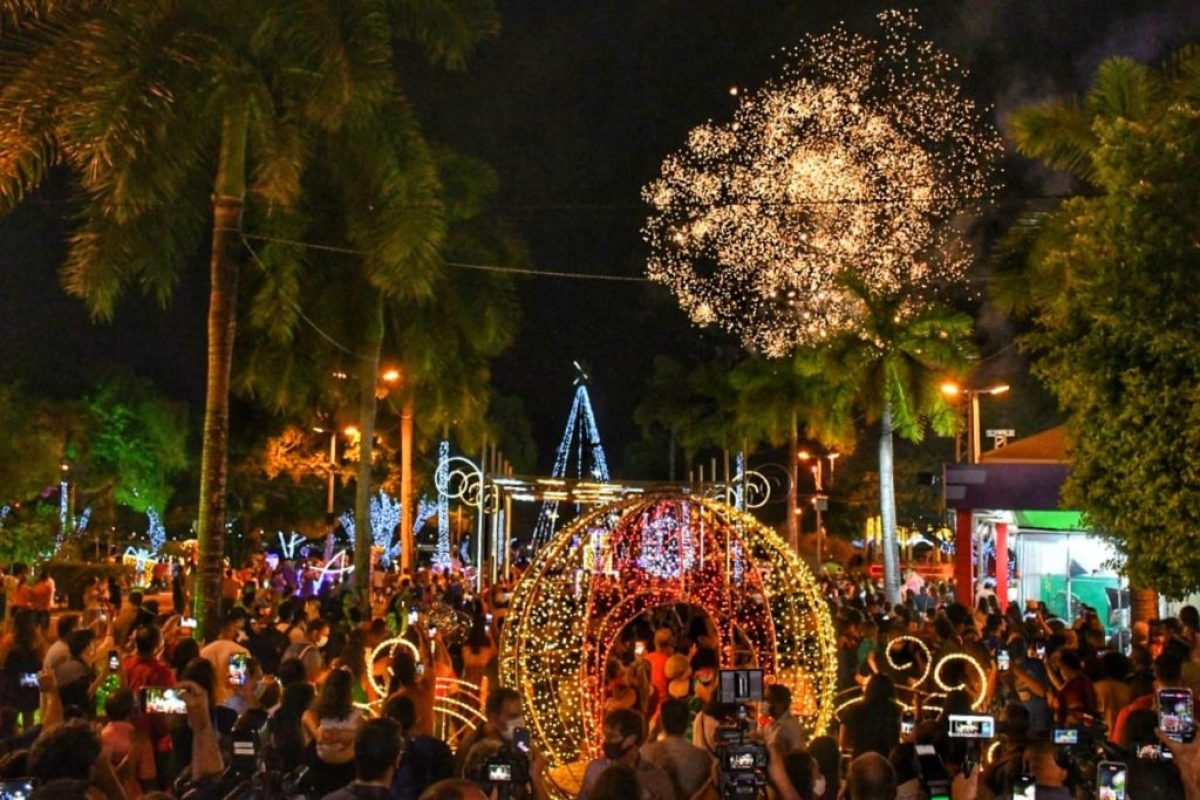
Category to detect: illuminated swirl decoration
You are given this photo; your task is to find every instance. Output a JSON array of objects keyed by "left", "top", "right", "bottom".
[
  {"left": 708, "top": 468, "right": 772, "bottom": 511},
  {"left": 642, "top": 11, "right": 1001, "bottom": 356},
  {"left": 500, "top": 494, "right": 837, "bottom": 784},
  {"left": 435, "top": 455, "right": 498, "bottom": 512}
]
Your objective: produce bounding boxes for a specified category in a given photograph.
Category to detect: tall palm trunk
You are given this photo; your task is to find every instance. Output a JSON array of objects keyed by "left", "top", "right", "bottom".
[
  {"left": 354, "top": 290, "right": 384, "bottom": 606},
  {"left": 879, "top": 403, "right": 901, "bottom": 606},
  {"left": 195, "top": 104, "right": 249, "bottom": 641},
  {"left": 788, "top": 410, "right": 799, "bottom": 551},
  {"left": 399, "top": 394, "right": 415, "bottom": 573}
]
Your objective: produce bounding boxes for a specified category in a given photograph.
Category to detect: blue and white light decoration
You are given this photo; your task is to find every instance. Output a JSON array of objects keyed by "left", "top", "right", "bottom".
[
  {"left": 435, "top": 440, "right": 452, "bottom": 570},
  {"left": 277, "top": 531, "right": 305, "bottom": 560},
  {"left": 58, "top": 479, "right": 69, "bottom": 545},
  {"left": 147, "top": 507, "right": 166, "bottom": 552},
  {"left": 532, "top": 363, "right": 610, "bottom": 548},
  {"left": 76, "top": 506, "right": 91, "bottom": 534},
  {"left": 371, "top": 491, "right": 402, "bottom": 565}
]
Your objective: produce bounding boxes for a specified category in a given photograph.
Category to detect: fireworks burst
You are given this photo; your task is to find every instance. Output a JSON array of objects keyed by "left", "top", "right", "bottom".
[{"left": 643, "top": 11, "right": 1001, "bottom": 356}]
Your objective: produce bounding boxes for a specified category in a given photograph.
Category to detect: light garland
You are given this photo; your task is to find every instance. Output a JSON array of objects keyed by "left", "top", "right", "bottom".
[
  {"left": 500, "top": 494, "right": 837, "bottom": 773},
  {"left": 932, "top": 652, "right": 989, "bottom": 710},
  {"left": 533, "top": 381, "right": 611, "bottom": 547},
  {"left": 642, "top": 11, "right": 1001, "bottom": 356},
  {"left": 884, "top": 635, "right": 933, "bottom": 686}
]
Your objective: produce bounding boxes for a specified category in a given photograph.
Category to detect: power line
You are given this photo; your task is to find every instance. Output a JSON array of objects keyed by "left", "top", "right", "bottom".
[{"left": 241, "top": 234, "right": 650, "bottom": 283}]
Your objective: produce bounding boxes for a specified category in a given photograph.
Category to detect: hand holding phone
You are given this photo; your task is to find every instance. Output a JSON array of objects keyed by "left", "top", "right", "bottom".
[
  {"left": 142, "top": 686, "right": 188, "bottom": 715},
  {"left": 514, "top": 726, "right": 532, "bottom": 757},
  {"left": 108, "top": 650, "right": 121, "bottom": 671},
  {"left": 0, "top": 778, "right": 37, "bottom": 799},
  {"left": 228, "top": 653, "right": 248, "bottom": 686},
  {"left": 1158, "top": 688, "right": 1195, "bottom": 743},
  {"left": 1097, "top": 760, "right": 1127, "bottom": 800}
]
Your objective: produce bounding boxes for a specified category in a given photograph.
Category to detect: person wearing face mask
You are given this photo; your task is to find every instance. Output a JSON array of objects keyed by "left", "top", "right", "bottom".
[
  {"left": 199, "top": 609, "right": 250, "bottom": 704},
  {"left": 640, "top": 698, "right": 713, "bottom": 800},
  {"left": 759, "top": 684, "right": 804, "bottom": 755},
  {"left": 578, "top": 708, "right": 673, "bottom": 800},
  {"left": 455, "top": 687, "right": 525, "bottom": 776}
]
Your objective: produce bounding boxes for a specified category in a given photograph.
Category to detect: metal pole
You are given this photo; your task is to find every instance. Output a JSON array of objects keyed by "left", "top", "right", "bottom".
[
  {"left": 971, "top": 393, "right": 982, "bottom": 464},
  {"left": 326, "top": 432, "right": 337, "bottom": 515}
]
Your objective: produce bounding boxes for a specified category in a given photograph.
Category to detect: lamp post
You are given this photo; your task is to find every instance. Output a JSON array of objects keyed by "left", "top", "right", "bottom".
[
  {"left": 940, "top": 383, "right": 1010, "bottom": 463},
  {"left": 798, "top": 449, "right": 838, "bottom": 567}
]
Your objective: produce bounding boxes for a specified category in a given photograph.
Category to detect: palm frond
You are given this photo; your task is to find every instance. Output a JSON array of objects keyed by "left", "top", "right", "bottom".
[
  {"left": 1010, "top": 99, "right": 1098, "bottom": 182},
  {"left": 390, "top": 0, "right": 500, "bottom": 71}
]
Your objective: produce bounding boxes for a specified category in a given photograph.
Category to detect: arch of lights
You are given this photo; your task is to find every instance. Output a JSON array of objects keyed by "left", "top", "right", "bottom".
[{"left": 500, "top": 494, "right": 836, "bottom": 772}]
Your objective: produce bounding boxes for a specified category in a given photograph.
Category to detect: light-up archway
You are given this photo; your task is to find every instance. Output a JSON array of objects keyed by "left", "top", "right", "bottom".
[{"left": 499, "top": 493, "right": 836, "bottom": 776}]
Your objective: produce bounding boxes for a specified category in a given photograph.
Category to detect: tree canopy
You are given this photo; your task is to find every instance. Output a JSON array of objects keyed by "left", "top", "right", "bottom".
[{"left": 999, "top": 45, "right": 1200, "bottom": 597}]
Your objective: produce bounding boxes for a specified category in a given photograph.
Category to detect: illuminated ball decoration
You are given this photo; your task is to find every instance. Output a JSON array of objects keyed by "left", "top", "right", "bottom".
[
  {"left": 499, "top": 494, "right": 836, "bottom": 778},
  {"left": 642, "top": 11, "right": 1001, "bottom": 356}
]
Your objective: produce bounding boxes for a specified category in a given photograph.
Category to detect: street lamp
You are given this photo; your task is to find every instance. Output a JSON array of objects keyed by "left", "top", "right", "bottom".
[
  {"left": 940, "top": 383, "right": 1010, "bottom": 463},
  {"left": 798, "top": 448, "right": 838, "bottom": 566}
]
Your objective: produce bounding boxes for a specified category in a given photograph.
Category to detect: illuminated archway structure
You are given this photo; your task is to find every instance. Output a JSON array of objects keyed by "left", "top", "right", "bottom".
[{"left": 500, "top": 493, "right": 836, "bottom": 773}]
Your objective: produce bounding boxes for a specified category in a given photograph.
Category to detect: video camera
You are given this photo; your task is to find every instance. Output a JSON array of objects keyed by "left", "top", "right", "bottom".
[{"left": 714, "top": 669, "right": 769, "bottom": 800}]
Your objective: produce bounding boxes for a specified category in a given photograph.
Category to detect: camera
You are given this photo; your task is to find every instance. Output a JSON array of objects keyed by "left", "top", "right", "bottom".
[
  {"left": 487, "top": 761, "right": 513, "bottom": 783},
  {"left": 1053, "top": 728, "right": 1079, "bottom": 745},
  {"left": 714, "top": 670, "right": 768, "bottom": 800}
]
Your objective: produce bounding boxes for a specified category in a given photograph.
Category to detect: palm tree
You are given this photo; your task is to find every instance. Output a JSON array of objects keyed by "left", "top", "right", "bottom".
[
  {"left": 0, "top": 0, "right": 499, "bottom": 634},
  {"left": 819, "top": 285, "right": 973, "bottom": 605},
  {"left": 238, "top": 150, "right": 519, "bottom": 581},
  {"left": 728, "top": 352, "right": 855, "bottom": 548}
]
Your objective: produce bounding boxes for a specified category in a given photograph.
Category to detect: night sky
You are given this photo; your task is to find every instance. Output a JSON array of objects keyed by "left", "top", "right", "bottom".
[{"left": 2, "top": 0, "right": 1199, "bottom": 475}]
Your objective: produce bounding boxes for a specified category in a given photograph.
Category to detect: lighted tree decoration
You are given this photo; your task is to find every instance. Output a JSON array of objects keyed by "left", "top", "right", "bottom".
[{"left": 643, "top": 11, "right": 1001, "bottom": 356}]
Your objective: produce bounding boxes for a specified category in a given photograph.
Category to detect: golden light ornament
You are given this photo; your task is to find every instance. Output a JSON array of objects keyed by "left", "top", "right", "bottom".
[
  {"left": 932, "top": 652, "right": 989, "bottom": 710},
  {"left": 884, "top": 635, "right": 933, "bottom": 686},
  {"left": 500, "top": 494, "right": 836, "bottom": 788},
  {"left": 642, "top": 11, "right": 1001, "bottom": 356}
]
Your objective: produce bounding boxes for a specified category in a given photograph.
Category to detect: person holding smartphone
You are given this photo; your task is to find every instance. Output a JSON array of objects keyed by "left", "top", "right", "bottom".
[{"left": 1046, "top": 649, "right": 1098, "bottom": 728}]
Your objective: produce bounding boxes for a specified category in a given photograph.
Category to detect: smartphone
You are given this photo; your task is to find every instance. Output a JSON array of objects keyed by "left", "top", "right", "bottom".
[
  {"left": 408, "top": 609, "right": 419, "bottom": 625},
  {"left": 901, "top": 709, "right": 915, "bottom": 735},
  {"left": 179, "top": 617, "right": 197, "bottom": 630},
  {"left": 416, "top": 662, "right": 426, "bottom": 676},
  {"left": 142, "top": 686, "right": 188, "bottom": 714},
  {"left": 1053, "top": 728, "right": 1079, "bottom": 745},
  {"left": 0, "top": 779, "right": 37, "bottom": 800},
  {"left": 1014, "top": 772, "right": 1037, "bottom": 800},
  {"left": 429, "top": 625, "right": 438, "bottom": 637},
  {"left": 1136, "top": 742, "right": 1173, "bottom": 761},
  {"left": 947, "top": 713, "right": 995, "bottom": 739},
  {"left": 1159, "top": 688, "right": 1195, "bottom": 742},
  {"left": 635, "top": 641, "right": 646, "bottom": 656},
  {"left": 228, "top": 653, "right": 248, "bottom": 686},
  {"left": 108, "top": 650, "right": 121, "bottom": 671},
  {"left": 486, "top": 761, "right": 512, "bottom": 782},
  {"left": 914, "top": 744, "right": 950, "bottom": 798},
  {"left": 1035, "top": 642, "right": 1046, "bottom": 660},
  {"left": 514, "top": 726, "right": 532, "bottom": 756},
  {"left": 1097, "top": 760, "right": 1127, "bottom": 800},
  {"left": 997, "top": 650, "right": 1010, "bottom": 671},
  {"left": 18, "top": 673, "right": 38, "bottom": 689}
]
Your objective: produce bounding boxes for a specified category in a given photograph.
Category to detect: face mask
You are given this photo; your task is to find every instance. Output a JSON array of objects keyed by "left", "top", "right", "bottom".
[
  {"left": 501, "top": 717, "right": 524, "bottom": 741},
  {"left": 813, "top": 777, "right": 826, "bottom": 797},
  {"left": 602, "top": 737, "right": 631, "bottom": 761},
  {"left": 315, "top": 635, "right": 328, "bottom": 648}
]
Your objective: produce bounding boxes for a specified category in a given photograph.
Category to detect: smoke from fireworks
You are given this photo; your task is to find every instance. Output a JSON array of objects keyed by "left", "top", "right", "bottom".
[{"left": 643, "top": 11, "right": 1002, "bottom": 356}]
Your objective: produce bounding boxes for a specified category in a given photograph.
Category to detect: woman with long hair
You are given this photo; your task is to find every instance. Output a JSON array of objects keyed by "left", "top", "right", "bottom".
[
  {"left": 265, "top": 681, "right": 316, "bottom": 772},
  {"left": 0, "top": 609, "right": 45, "bottom": 727},
  {"left": 304, "top": 667, "right": 362, "bottom": 797},
  {"left": 839, "top": 673, "right": 901, "bottom": 759}
]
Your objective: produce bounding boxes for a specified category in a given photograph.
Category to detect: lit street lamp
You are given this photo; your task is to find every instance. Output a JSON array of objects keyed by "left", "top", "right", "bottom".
[
  {"left": 940, "top": 383, "right": 1010, "bottom": 463},
  {"left": 798, "top": 449, "right": 838, "bottom": 566}
]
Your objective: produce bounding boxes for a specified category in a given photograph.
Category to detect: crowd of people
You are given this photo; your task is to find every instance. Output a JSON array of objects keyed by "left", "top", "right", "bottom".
[{"left": 0, "top": 555, "right": 1199, "bottom": 800}]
